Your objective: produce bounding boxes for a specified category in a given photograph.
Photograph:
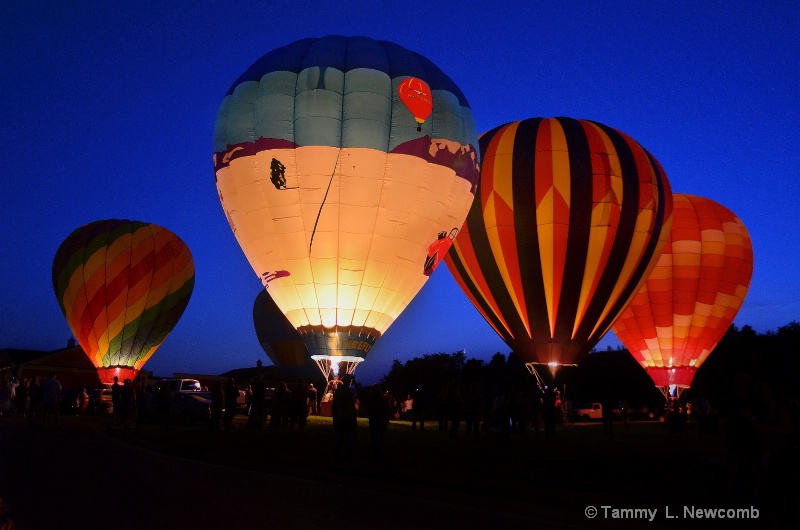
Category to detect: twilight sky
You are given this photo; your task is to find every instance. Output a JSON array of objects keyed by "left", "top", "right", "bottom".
[{"left": 2, "top": 2, "right": 798, "bottom": 385}]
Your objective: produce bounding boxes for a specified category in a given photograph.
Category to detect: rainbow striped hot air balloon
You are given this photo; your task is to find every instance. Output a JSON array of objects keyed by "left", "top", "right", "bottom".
[{"left": 52, "top": 219, "right": 195, "bottom": 384}]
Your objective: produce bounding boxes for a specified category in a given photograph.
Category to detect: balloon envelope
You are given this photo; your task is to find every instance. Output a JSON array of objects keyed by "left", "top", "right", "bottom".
[
  {"left": 611, "top": 193, "right": 754, "bottom": 390},
  {"left": 214, "top": 36, "right": 479, "bottom": 374},
  {"left": 252, "top": 289, "right": 312, "bottom": 368},
  {"left": 52, "top": 219, "right": 195, "bottom": 384},
  {"left": 444, "top": 117, "right": 673, "bottom": 370}
]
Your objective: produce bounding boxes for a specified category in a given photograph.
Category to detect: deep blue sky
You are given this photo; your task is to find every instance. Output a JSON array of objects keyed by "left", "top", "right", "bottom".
[{"left": 2, "top": 2, "right": 798, "bottom": 385}]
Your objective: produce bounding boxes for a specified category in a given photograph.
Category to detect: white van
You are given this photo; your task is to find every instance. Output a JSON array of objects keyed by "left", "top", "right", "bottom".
[{"left": 147, "top": 378, "right": 201, "bottom": 393}]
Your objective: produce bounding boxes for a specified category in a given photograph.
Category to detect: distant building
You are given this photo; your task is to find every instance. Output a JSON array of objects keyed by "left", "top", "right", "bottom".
[
  {"left": 1, "top": 342, "right": 325, "bottom": 392},
  {"left": 0, "top": 340, "right": 152, "bottom": 390},
  {"left": 1, "top": 345, "right": 102, "bottom": 389}
]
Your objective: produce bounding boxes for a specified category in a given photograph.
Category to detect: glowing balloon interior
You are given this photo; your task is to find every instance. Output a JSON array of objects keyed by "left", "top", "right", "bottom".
[
  {"left": 445, "top": 117, "right": 673, "bottom": 376},
  {"left": 52, "top": 219, "right": 195, "bottom": 384},
  {"left": 611, "top": 193, "right": 754, "bottom": 394},
  {"left": 214, "top": 36, "right": 479, "bottom": 376}
]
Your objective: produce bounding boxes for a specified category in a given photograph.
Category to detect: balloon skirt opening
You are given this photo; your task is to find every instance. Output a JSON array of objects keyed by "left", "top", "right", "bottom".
[{"left": 96, "top": 367, "right": 139, "bottom": 386}]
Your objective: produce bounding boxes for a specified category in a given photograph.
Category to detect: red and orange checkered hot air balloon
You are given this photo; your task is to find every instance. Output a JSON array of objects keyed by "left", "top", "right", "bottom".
[
  {"left": 611, "top": 194, "right": 754, "bottom": 396},
  {"left": 444, "top": 117, "right": 673, "bottom": 382},
  {"left": 52, "top": 219, "right": 195, "bottom": 385}
]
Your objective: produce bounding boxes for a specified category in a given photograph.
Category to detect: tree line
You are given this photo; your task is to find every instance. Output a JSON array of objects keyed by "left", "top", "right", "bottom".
[{"left": 375, "top": 321, "right": 800, "bottom": 413}]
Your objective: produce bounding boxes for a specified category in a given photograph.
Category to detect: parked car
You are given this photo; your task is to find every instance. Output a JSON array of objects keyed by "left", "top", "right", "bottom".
[
  {"left": 147, "top": 378, "right": 201, "bottom": 393},
  {"left": 573, "top": 402, "right": 624, "bottom": 421},
  {"left": 574, "top": 402, "right": 604, "bottom": 420},
  {"left": 86, "top": 388, "right": 113, "bottom": 416},
  {"left": 171, "top": 391, "right": 211, "bottom": 424}
]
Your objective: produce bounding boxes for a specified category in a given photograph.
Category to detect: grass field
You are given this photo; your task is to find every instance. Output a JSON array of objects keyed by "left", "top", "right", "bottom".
[{"left": 83, "top": 412, "right": 790, "bottom": 529}]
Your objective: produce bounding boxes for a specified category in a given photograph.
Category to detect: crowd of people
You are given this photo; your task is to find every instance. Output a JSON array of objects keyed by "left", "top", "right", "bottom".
[{"left": 0, "top": 372, "right": 67, "bottom": 428}]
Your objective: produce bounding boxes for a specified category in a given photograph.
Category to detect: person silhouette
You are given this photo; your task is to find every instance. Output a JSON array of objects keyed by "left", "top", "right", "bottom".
[
  {"left": 367, "top": 384, "right": 391, "bottom": 463},
  {"left": 40, "top": 373, "right": 62, "bottom": 428},
  {"left": 111, "top": 376, "right": 122, "bottom": 426},
  {"left": 332, "top": 374, "right": 358, "bottom": 464},
  {"left": 601, "top": 386, "right": 615, "bottom": 435},
  {"left": 307, "top": 383, "right": 319, "bottom": 416},
  {"left": 542, "top": 386, "right": 557, "bottom": 438},
  {"left": 223, "top": 377, "right": 239, "bottom": 430}
]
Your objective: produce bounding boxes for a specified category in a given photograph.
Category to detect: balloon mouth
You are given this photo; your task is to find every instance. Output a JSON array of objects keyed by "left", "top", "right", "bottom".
[
  {"left": 96, "top": 366, "right": 139, "bottom": 386},
  {"left": 310, "top": 355, "right": 364, "bottom": 380},
  {"left": 646, "top": 366, "right": 697, "bottom": 389},
  {"left": 297, "top": 325, "right": 380, "bottom": 358},
  {"left": 300, "top": 326, "right": 379, "bottom": 380},
  {"left": 310, "top": 355, "right": 365, "bottom": 363},
  {"left": 525, "top": 362, "right": 579, "bottom": 390}
]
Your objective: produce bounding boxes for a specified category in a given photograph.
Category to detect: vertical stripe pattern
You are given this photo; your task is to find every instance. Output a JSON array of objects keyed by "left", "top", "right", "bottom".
[{"left": 444, "top": 117, "right": 672, "bottom": 367}]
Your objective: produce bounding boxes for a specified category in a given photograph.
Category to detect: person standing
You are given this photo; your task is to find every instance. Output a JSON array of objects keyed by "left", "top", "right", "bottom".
[
  {"left": 542, "top": 386, "right": 557, "bottom": 438},
  {"left": 111, "top": 376, "right": 122, "bottom": 426},
  {"left": 0, "top": 378, "right": 10, "bottom": 417},
  {"left": 27, "top": 377, "right": 42, "bottom": 426},
  {"left": 463, "top": 382, "right": 484, "bottom": 436},
  {"left": 564, "top": 398, "right": 574, "bottom": 427},
  {"left": 307, "top": 383, "right": 319, "bottom": 416},
  {"left": 332, "top": 374, "right": 358, "bottom": 464},
  {"left": 247, "top": 377, "right": 267, "bottom": 429},
  {"left": 601, "top": 386, "right": 615, "bottom": 435},
  {"left": 270, "top": 382, "right": 290, "bottom": 429},
  {"left": 411, "top": 387, "right": 428, "bottom": 431},
  {"left": 447, "top": 379, "right": 462, "bottom": 439},
  {"left": 77, "top": 387, "right": 89, "bottom": 416},
  {"left": 401, "top": 394, "right": 414, "bottom": 421},
  {"left": 209, "top": 381, "right": 224, "bottom": 430},
  {"left": 289, "top": 379, "right": 308, "bottom": 431},
  {"left": 119, "top": 379, "right": 134, "bottom": 428},
  {"left": 134, "top": 380, "right": 146, "bottom": 427},
  {"left": 40, "top": 373, "right": 62, "bottom": 428},
  {"left": 367, "top": 384, "right": 391, "bottom": 463},
  {"left": 223, "top": 378, "right": 239, "bottom": 430},
  {"left": 15, "top": 379, "right": 28, "bottom": 417}
]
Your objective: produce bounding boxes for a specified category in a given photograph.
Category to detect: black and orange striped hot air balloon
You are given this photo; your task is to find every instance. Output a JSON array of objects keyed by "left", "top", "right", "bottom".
[
  {"left": 444, "top": 117, "right": 673, "bottom": 380},
  {"left": 611, "top": 194, "right": 754, "bottom": 397},
  {"left": 52, "top": 219, "right": 195, "bottom": 385}
]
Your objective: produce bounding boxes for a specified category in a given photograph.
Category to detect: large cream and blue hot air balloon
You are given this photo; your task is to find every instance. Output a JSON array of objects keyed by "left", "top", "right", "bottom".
[{"left": 214, "top": 36, "right": 478, "bottom": 379}]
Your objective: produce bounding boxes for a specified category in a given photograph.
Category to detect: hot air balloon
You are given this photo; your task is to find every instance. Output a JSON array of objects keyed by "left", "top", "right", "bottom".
[
  {"left": 611, "top": 193, "right": 754, "bottom": 398},
  {"left": 444, "top": 117, "right": 672, "bottom": 385},
  {"left": 52, "top": 219, "right": 195, "bottom": 385},
  {"left": 253, "top": 289, "right": 319, "bottom": 374},
  {"left": 397, "top": 77, "right": 433, "bottom": 130},
  {"left": 214, "top": 36, "right": 479, "bottom": 380}
]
